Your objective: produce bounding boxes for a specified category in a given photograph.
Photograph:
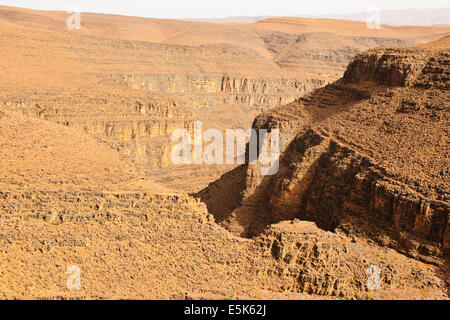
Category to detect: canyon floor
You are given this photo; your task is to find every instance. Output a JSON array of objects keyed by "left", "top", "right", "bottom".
[{"left": 0, "top": 5, "right": 448, "bottom": 300}]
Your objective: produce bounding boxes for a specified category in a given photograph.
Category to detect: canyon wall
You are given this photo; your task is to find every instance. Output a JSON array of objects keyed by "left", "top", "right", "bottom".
[
  {"left": 1, "top": 187, "right": 444, "bottom": 299},
  {"left": 198, "top": 45, "right": 449, "bottom": 266},
  {"left": 2, "top": 97, "right": 195, "bottom": 169},
  {"left": 266, "top": 130, "right": 449, "bottom": 264}
]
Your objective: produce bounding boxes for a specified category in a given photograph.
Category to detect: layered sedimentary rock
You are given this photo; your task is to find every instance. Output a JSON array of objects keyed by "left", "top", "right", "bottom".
[
  {"left": 123, "top": 73, "right": 326, "bottom": 109},
  {"left": 259, "top": 31, "right": 418, "bottom": 76},
  {"left": 198, "top": 44, "right": 449, "bottom": 268}
]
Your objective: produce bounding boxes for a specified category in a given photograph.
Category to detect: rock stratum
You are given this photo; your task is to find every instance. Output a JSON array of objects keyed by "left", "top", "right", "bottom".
[
  {"left": 0, "top": 6, "right": 448, "bottom": 299},
  {"left": 197, "top": 39, "right": 450, "bottom": 297},
  {"left": 1, "top": 5, "right": 449, "bottom": 191}
]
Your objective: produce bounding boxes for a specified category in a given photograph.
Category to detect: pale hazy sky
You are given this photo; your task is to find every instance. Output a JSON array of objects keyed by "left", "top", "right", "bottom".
[{"left": 0, "top": 0, "right": 449, "bottom": 19}]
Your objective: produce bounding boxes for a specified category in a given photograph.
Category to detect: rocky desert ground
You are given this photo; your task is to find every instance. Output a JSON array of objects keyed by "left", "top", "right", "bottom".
[{"left": 0, "top": 5, "right": 448, "bottom": 300}]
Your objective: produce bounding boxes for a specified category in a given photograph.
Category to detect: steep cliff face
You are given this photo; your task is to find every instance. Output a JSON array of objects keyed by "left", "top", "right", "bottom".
[
  {"left": 252, "top": 220, "right": 445, "bottom": 298},
  {"left": 198, "top": 44, "right": 449, "bottom": 267},
  {"left": 266, "top": 130, "right": 448, "bottom": 264},
  {"left": 260, "top": 31, "right": 417, "bottom": 76},
  {"left": 1, "top": 8, "right": 449, "bottom": 299},
  {"left": 343, "top": 47, "right": 449, "bottom": 89},
  {"left": 0, "top": 110, "right": 250, "bottom": 299}
]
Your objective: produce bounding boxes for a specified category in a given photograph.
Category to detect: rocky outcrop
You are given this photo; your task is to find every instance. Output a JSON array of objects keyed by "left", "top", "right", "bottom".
[
  {"left": 253, "top": 220, "right": 444, "bottom": 298},
  {"left": 198, "top": 44, "right": 449, "bottom": 267},
  {"left": 344, "top": 47, "right": 450, "bottom": 89},
  {"left": 123, "top": 73, "right": 326, "bottom": 108}
]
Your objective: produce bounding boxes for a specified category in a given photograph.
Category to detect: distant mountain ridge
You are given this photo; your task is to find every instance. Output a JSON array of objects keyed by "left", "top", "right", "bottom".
[{"left": 186, "top": 8, "right": 449, "bottom": 26}]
